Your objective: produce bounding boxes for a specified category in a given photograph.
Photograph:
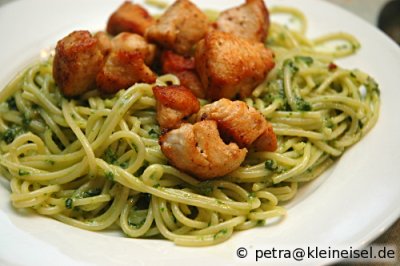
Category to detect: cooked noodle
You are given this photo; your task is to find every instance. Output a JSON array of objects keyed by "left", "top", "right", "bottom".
[{"left": 0, "top": 7, "right": 380, "bottom": 246}]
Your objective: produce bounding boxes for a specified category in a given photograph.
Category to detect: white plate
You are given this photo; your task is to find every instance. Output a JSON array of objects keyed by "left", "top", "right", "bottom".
[{"left": 0, "top": 0, "right": 399, "bottom": 265}]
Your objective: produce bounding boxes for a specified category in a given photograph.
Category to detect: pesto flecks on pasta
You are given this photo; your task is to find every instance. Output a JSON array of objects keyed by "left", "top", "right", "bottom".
[{"left": 0, "top": 3, "right": 380, "bottom": 246}]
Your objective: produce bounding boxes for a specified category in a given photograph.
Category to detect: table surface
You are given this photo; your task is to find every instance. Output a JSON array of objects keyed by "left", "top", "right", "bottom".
[{"left": 0, "top": 0, "right": 398, "bottom": 265}]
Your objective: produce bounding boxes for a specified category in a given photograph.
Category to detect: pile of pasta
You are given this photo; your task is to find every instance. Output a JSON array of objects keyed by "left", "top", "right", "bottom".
[{"left": 0, "top": 6, "right": 380, "bottom": 246}]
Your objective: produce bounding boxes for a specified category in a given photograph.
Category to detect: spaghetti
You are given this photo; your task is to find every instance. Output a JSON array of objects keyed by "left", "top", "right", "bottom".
[{"left": 0, "top": 7, "right": 380, "bottom": 246}]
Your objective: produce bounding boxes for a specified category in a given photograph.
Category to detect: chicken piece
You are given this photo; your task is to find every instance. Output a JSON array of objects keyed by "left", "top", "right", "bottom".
[
  {"left": 96, "top": 51, "right": 156, "bottom": 94},
  {"left": 53, "top": 30, "right": 104, "bottom": 97},
  {"left": 252, "top": 123, "right": 277, "bottom": 152},
  {"left": 173, "top": 71, "right": 205, "bottom": 99},
  {"left": 159, "top": 120, "right": 247, "bottom": 180},
  {"left": 106, "top": 2, "right": 155, "bottom": 36},
  {"left": 198, "top": 98, "right": 277, "bottom": 151},
  {"left": 153, "top": 85, "right": 200, "bottom": 130},
  {"left": 161, "top": 50, "right": 205, "bottom": 98},
  {"left": 145, "top": 0, "right": 209, "bottom": 55},
  {"left": 94, "top": 31, "right": 112, "bottom": 56},
  {"left": 112, "top": 32, "right": 156, "bottom": 65},
  {"left": 195, "top": 31, "right": 275, "bottom": 100},
  {"left": 161, "top": 50, "right": 195, "bottom": 72},
  {"left": 215, "top": 0, "right": 270, "bottom": 43}
]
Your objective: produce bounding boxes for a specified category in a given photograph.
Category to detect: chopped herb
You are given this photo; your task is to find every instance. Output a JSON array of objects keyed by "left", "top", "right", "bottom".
[
  {"left": 160, "top": 206, "right": 165, "bottom": 212},
  {"left": 248, "top": 192, "right": 256, "bottom": 199},
  {"left": 6, "top": 97, "right": 17, "bottom": 110},
  {"left": 45, "top": 159, "right": 55, "bottom": 165},
  {"left": 128, "top": 210, "right": 147, "bottom": 229},
  {"left": 276, "top": 166, "right": 287, "bottom": 174},
  {"left": 119, "top": 162, "right": 128, "bottom": 169},
  {"left": 103, "top": 148, "right": 117, "bottom": 164},
  {"left": 105, "top": 171, "right": 114, "bottom": 181},
  {"left": 325, "top": 119, "right": 334, "bottom": 129},
  {"left": 366, "top": 76, "right": 380, "bottom": 96},
  {"left": 265, "top": 160, "right": 278, "bottom": 171},
  {"left": 65, "top": 198, "right": 73, "bottom": 209},
  {"left": 83, "top": 188, "right": 101, "bottom": 198},
  {"left": 213, "top": 228, "right": 228, "bottom": 239},
  {"left": 2, "top": 125, "right": 24, "bottom": 144},
  {"left": 148, "top": 128, "right": 159, "bottom": 139},
  {"left": 200, "top": 186, "right": 213, "bottom": 196},
  {"left": 295, "top": 97, "right": 312, "bottom": 111},
  {"left": 257, "top": 220, "right": 266, "bottom": 226},
  {"left": 295, "top": 56, "right": 313, "bottom": 66},
  {"left": 18, "top": 169, "right": 30, "bottom": 176},
  {"left": 131, "top": 142, "right": 138, "bottom": 152},
  {"left": 153, "top": 183, "right": 160, "bottom": 188},
  {"left": 280, "top": 101, "right": 291, "bottom": 111},
  {"left": 283, "top": 59, "right": 299, "bottom": 74},
  {"left": 22, "top": 114, "right": 31, "bottom": 128}
]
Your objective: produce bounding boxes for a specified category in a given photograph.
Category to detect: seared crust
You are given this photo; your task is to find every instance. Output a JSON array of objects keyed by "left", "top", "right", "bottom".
[
  {"left": 161, "top": 50, "right": 195, "bottom": 73},
  {"left": 96, "top": 51, "right": 156, "bottom": 94},
  {"left": 252, "top": 123, "right": 277, "bottom": 152},
  {"left": 173, "top": 71, "right": 205, "bottom": 99},
  {"left": 145, "top": 0, "right": 209, "bottom": 55},
  {"left": 106, "top": 2, "right": 155, "bottom": 36},
  {"left": 53, "top": 30, "right": 104, "bottom": 97},
  {"left": 161, "top": 50, "right": 205, "bottom": 98},
  {"left": 159, "top": 121, "right": 247, "bottom": 180},
  {"left": 94, "top": 31, "right": 112, "bottom": 56},
  {"left": 112, "top": 32, "right": 156, "bottom": 65},
  {"left": 216, "top": 0, "right": 270, "bottom": 42},
  {"left": 198, "top": 98, "right": 277, "bottom": 151},
  {"left": 153, "top": 85, "right": 200, "bottom": 129},
  {"left": 195, "top": 31, "right": 275, "bottom": 100}
]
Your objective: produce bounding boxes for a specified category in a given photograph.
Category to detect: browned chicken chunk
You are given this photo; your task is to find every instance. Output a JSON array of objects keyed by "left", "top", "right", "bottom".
[
  {"left": 96, "top": 51, "right": 156, "bottom": 94},
  {"left": 162, "top": 50, "right": 195, "bottom": 72},
  {"left": 145, "top": 0, "right": 209, "bottom": 55},
  {"left": 112, "top": 32, "right": 156, "bottom": 65},
  {"left": 215, "top": 0, "right": 270, "bottom": 43},
  {"left": 173, "top": 72, "right": 205, "bottom": 99},
  {"left": 153, "top": 85, "right": 200, "bottom": 130},
  {"left": 198, "top": 98, "right": 277, "bottom": 151},
  {"left": 159, "top": 120, "right": 247, "bottom": 180},
  {"left": 252, "top": 123, "right": 277, "bottom": 152},
  {"left": 106, "top": 2, "right": 155, "bottom": 36},
  {"left": 53, "top": 30, "right": 104, "bottom": 97},
  {"left": 94, "top": 31, "right": 112, "bottom": 56},
  {"left": 195, "top": 31, "right": 275, "bottom": 100},
  {"left": 161, "top": 50, "right": 205, "bottom": 98}
]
